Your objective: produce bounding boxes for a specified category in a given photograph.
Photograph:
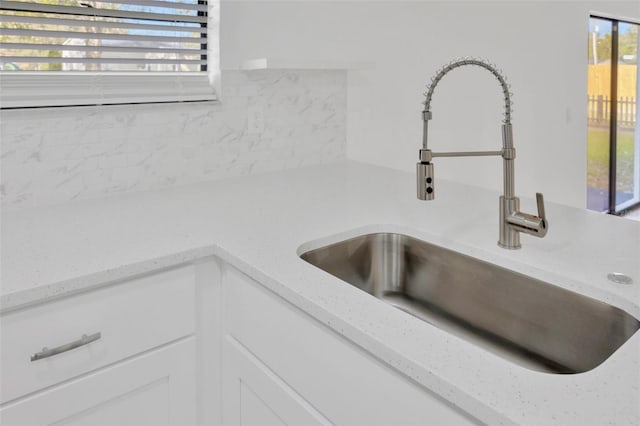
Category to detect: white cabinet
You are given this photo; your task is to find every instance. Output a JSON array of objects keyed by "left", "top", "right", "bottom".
[
  {"left": 221, "top": 265, "right": 480, "bottom": 426},
  {"left": 1, "top": 266, "right": 199, "bottom": 426}
]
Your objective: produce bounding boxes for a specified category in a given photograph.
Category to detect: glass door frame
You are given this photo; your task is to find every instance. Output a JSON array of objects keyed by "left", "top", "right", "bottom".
[{"left": 592, "top": 14, "right": 640, "bottom": 215}]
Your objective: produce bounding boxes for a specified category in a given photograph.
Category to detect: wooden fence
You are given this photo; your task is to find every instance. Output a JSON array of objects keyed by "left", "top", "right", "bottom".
[
  {"left": 588, "top": 65, "right": 637, "bottom": 99},
  {"left": 588, "top": 95, "right": 637, "bottom": 128}
]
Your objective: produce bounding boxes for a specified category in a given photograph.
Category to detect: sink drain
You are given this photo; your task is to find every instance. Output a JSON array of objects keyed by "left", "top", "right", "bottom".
[{"left": 607, "top": 273, "right": 633, "bottom": 285}]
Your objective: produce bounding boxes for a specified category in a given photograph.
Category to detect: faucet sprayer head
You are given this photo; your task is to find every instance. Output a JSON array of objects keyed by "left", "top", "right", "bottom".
[{"left": 417, "top": 161, "right": 434, "bottom": 200}]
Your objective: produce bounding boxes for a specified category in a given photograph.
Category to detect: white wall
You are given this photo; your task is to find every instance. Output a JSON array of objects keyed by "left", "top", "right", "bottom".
[{"left": 222, "top": 0, "right": 640, "bottom": 208}]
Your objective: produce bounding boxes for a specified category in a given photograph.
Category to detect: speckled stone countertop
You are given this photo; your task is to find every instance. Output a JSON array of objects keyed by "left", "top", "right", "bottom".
[{"left": 2, "top": 161, "right": 639, "bottom": 425}]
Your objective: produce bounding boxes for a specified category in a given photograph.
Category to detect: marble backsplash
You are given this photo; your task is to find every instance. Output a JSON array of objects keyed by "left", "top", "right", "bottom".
[{"left": 0, "top": 70, "right": 346, "bottom": 210}]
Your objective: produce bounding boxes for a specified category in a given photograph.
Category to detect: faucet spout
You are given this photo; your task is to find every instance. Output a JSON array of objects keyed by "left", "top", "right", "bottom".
[{"left": 416, "top": 58, "right": 548, "bottom": 250}]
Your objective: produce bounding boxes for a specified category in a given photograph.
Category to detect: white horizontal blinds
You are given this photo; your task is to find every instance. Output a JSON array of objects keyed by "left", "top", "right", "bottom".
[
  {"left": 0, "top": 0, "right": 208, "bottom": 72},
  {"left": 0, "top": 0, "right": 214, "bottom": 108}
]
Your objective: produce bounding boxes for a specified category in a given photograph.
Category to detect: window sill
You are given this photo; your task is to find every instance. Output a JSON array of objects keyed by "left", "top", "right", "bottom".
[{"left": 0, "top": 72, "right": 217, "bottom": 109}]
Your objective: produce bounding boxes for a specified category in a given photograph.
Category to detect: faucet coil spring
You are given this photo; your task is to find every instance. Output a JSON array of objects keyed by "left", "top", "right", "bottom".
[{"left": 423, "top": 57, "right": 513, "bottom": 124}]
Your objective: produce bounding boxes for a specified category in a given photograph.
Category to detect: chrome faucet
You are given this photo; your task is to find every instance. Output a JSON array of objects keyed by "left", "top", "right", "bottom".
[{"left": 416, "top": 58, "right": 548, "bottom": 249}]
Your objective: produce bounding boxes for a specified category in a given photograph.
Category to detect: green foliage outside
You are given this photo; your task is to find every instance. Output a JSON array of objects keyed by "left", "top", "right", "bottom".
[
  {"left": 588, "top": 24, "right": 638, "bottom": 64},
  {"left": 587, "top": 128, "right": 636, "bottom": 191}
]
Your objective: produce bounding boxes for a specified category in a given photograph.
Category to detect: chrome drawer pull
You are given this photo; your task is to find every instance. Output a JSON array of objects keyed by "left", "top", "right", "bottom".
[{"left": 31, "top": 332, "right": 102, "bottom": 362}]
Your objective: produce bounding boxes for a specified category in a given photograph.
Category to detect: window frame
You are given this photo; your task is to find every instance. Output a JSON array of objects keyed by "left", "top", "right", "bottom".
[{"left": 0, "top": 0, "right": 220, "bottom": 109}]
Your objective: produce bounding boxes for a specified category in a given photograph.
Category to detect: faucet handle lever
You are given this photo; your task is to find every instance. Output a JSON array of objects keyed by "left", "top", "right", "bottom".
[
  {"left": 504, "top": 193, "right": 549, "bottom": 240},
  {"left": 536, "top": 192, "right": 546, "bottom": 220}
]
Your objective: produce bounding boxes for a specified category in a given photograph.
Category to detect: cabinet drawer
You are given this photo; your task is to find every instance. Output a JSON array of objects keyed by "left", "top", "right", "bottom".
[{"left": 1, "top": 266, "right": 196, "bottom": 404}]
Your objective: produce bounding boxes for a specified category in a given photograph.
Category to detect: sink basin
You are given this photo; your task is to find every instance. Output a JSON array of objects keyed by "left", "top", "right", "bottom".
[{"left": 300, "top": 233, "right": 639, "bottom": 374}]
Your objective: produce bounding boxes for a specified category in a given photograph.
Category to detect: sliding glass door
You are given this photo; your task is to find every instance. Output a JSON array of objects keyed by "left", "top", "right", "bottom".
[{"left": 587, "top": 16, "right": 640, "bottom": 214}]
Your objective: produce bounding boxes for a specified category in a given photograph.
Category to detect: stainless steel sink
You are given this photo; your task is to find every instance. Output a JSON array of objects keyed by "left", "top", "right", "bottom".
[{"left": 300, "top": 233, "right": 639, "bottom": 374}]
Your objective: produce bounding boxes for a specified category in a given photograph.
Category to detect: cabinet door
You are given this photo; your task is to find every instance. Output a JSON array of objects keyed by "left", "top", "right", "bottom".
[
  {"left": 222, "top": 334, "right": 332, "bottom": 426},
  {"left": 222, "top": 266, "right": 479, "bottom": 426},
  {"left": 1, "top": 338, "right": 197, "bottom": 426}
]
